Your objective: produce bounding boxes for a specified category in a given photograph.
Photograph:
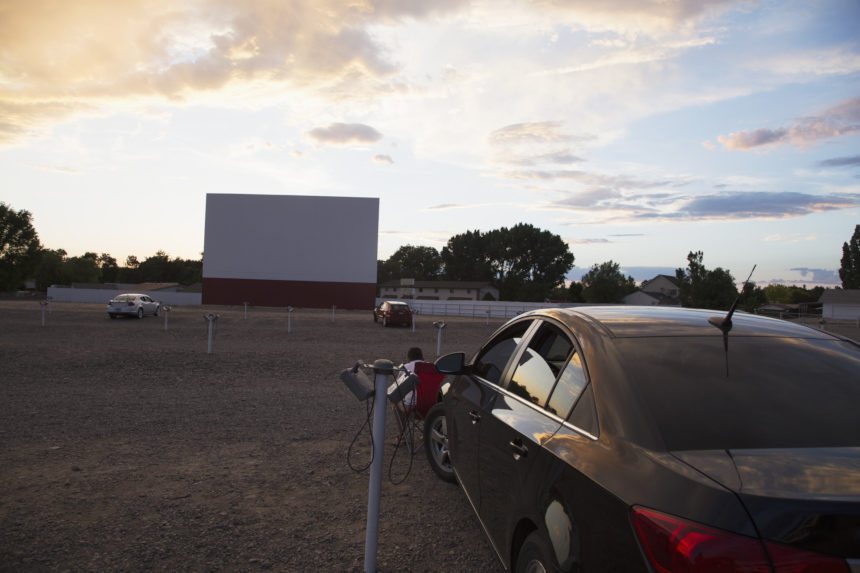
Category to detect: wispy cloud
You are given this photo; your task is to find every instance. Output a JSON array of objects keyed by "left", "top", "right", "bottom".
[
  {"left": 373, "top": 154, "right": 394, "bottom": 164},
  {"left": 307, "top": 123, "right": 382, "bottom": 146},
  {"left": 717, "top": 96, "right": 860, "bottom": 150},
  {"left": 789, "top": 268, "right": 840, "bottom": 284},
  {"left": 817, "top": 155, "right": 860, "bottom": 168}
]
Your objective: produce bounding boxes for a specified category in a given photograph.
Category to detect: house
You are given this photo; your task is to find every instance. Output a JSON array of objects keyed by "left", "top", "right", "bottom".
[
  {"left": 623, "top": 274, "right": 681, "bottom": 306},
  {"left": 819, "top": 289, "right": 860, "bottom": 320},
  {"left": 378, "top": 279, "right": 499, "bottom": 301}
]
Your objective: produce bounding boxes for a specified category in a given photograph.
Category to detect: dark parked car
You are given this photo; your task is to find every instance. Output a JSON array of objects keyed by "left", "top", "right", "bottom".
[
  {"left": 424, "top": 306, "right": 860, "bottom": 572},
  {"left": 373, "top": 301, "right": 413, "bottom": 327}
]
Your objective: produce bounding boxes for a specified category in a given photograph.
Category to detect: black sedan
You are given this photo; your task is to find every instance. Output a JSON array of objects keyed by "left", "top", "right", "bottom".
[{"left": 423, "top": 306, "right": 860, "bottom": 572}]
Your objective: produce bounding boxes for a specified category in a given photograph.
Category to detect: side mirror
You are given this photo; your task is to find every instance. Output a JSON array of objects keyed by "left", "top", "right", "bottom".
[{"left": 435, "top": 352, "right": 466, "bottom": 375}]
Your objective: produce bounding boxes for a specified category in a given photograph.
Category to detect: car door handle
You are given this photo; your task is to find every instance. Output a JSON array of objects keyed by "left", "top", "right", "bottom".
[
  {"left": 510, "top": 439, "right": 528, "bottom": 461},
  {"left": 469, "top": 410, "right": 481, "bottom": 424}
]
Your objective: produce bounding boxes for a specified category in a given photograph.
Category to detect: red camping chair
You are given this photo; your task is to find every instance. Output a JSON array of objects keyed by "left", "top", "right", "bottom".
[{"left": 393, "top": 361, "right": 446, "bottom": 449}]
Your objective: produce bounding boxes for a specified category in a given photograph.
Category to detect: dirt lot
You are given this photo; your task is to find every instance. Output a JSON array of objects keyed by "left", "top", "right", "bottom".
[
  {"left": 2, "top": 300, "right": 857, "bottom": 572},
  {"left": 0, "top": 300, "right": 505, "bottom": 572}
]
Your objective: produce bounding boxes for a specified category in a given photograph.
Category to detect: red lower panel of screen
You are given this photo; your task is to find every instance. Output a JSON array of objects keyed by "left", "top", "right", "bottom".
[{"left": 202, "top": 277, "right": 376, "bottom": 309}]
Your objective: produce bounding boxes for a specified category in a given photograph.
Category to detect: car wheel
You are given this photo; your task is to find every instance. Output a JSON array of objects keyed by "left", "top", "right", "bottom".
[
  {"left": 373, "top": 312, "right": 378, "bottom": 323},
  {"left": 137, "top": 307, "right": 144, "bottom": 319},
  {"left": 109, "top": 313, "right": 116, "bottom": 319},
  {"left": 154, "top": 305, "right": 160, "bottom": 317},
  {"left": 424, "top": 404, "right": 456, "bottom": 483},
  {"left": 516, "top": 531, "right": 562, "bottom": 573}
]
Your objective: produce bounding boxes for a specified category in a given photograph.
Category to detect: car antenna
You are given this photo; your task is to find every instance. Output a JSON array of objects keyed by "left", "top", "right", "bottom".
[{"left": 709, "top": 264, "right": 756, "bottom": 376}]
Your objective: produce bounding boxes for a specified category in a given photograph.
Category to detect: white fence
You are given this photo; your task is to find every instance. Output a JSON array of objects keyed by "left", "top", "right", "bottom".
[
  {"left": 376, "top": 298, "right": 585, "bottom": 320},
  {"left": 47, "top": 286, "right": 202, "bottom": 306}
]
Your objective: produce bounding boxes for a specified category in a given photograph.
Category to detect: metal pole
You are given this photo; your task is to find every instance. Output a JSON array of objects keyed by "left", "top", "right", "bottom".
[
  {"left": 244, "top": 302, "right": 249, "bottom": 320},
  {"left": 205, "top": 314, "right": 219, "bottom": 354},
  {"left": 332, "top": 304, "right": 336, "bottom": 322},
  {"left": 287, "top": 306, "right": 293, "bottom": 333},
  {"left": 40, "top": 300, "right": 48, "bottom": 326},
  {"left": 163, "top": 306, "right": 171, "bottom": 331},
  {"left": 365, "top": 359, "right": 393, "bottom": 573}
]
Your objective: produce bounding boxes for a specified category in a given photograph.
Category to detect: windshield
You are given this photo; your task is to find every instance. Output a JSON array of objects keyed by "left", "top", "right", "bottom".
[{"left": 614, "top": 336, "right": 860, "bottom": 451}]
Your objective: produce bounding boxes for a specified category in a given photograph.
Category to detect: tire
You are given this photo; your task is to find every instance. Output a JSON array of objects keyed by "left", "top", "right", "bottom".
[
  {"left": 154, "top": 305, "right": 160, "bottom": 317},
  {"left": 109, "top": 314, "right": 116, "bottom": 319},
  {"left": 373, "top": 312, "right": 378, "bottom": 323},
  {"left": 424, "top": 404, "right": 456, "bottom": 483},
  {"left": 516, "top": 531, "right": 562, "bottom": 573},
  {"left": 137, "top": 307, "right": 144, "bottom": 319}
]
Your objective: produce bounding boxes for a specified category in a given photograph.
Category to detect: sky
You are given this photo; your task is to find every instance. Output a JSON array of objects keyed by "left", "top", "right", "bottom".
[{"left": 1, "top": 0, "right": 858, "bottom": 288}]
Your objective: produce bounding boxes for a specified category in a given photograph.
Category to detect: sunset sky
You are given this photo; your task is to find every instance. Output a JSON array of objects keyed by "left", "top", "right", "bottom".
[{"left": 2, "top": 0, "right": 858, "bottom": 287}]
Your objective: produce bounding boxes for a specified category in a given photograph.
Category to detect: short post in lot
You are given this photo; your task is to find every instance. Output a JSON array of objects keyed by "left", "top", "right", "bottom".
[
  {"left": 411, "top": 308, "right": 417, "bottom": 333},
  {"left": 40, "top": 299, "right": 49, "bottom": 327},
  {"left": 331, "top": 304, "right": 336, "bottom": 323},
  {"left": 163, "top": 306, "right": 171, "bottom": 331},
  {"left": 366, "top": 359, "right": 393, "bottom": 573},
  {"left": 243, "top": 301, "right": 249, "bottom": 320},
  {"left": 287, "top": 306, "right": 294, "bottom": 333},
  {"left": 433, "top": 321, "right": 447, "bottom": 358},
  {"left": 46, "top": 296, "right": 53, "bottom": 314},
  {"left": 486, "top": 308, "right": 491, "bottom": 326},
  {"left": 204, "top": 313, "right": 219, "bottom": 354}
]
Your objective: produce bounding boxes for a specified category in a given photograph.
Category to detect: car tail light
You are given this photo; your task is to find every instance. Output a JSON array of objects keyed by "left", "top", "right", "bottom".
[
  {"left": 128, "top": 301, "right": 135, "bottom": 306},
  {"left": 631, "top": 506, "right": 848, "bottom": 573}
]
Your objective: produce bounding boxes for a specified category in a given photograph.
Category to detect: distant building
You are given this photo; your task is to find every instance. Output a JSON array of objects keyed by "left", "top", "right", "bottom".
[
  {"left": 378, "top": 279, "right": 498, "bottom": 301},
  {"left": 623, "top": 274, "right": 681, "bottom": 306},
  {"left": 819, "top": 289, "right": 860, "bottom": 320}
]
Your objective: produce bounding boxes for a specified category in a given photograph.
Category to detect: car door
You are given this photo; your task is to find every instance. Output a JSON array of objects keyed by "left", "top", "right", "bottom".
[
  {"left": 446, "top": 319, "right": 535, "bottom": 516},
  {"left": 477, "top": 320, "right": 582, "bottom": 559}
]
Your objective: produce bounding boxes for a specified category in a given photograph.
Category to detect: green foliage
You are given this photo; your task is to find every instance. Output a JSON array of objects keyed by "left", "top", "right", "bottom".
[
  {"left": 839, "top": 224, "right": 860, "bottom": 289},
  {"left": 739, "top": 282, "right": 768, "bottom": 313},
  {"left": 675, "top": 251, "right": 738, "bottom": 310},
  {"left": 379, "top": 245, "right": 442, "bottom": 281},
  {"left": 567, "top": 281, "right": 585, "bottom": 302},
  {"left": 580, "top": 261, "right": 637, "bottom": 303},
  {"left": 0, "top": 202, "right": 42, "bottom": 291},
  {"left": 440, "top": 230, "right": 493, "bottom": 282},
  {"left": 762, "top": 283, "right": 825, "bottom": 304},
  {"left": 441, "top": 224, "right": 574, "bottom": 301}
]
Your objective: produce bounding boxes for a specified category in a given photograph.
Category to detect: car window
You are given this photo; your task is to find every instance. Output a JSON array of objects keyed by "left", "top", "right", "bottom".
[
  {"left": 568, "top": 383, "right": 598, "bottom": 436},
  {"left": 508, "top": 322, "right": 573, "bottom": 407},
  {"left": 472, "top": 320, "right": 533, "bottom": 385},
  {"left": 547, "top": 350, "right": 588, "bottom": 418}
]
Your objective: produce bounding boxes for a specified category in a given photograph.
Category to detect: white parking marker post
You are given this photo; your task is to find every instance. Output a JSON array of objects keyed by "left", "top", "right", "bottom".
[
  {"left": 287, "top": 306, "right": 294, "bottom": 333},
  {"left": 204, "top": 313, "right": 219, "bottom": 354},
  {"left": 331, "top": 304, "right": 336, "bottom": 323},
  {"left": 163, "top": 306, "right": 171, "bottom": 331},
  {"left": 433, "top": 321, "right": 447, "bottom": 358},
  {"left": 40, "top": 299, "right": 48, "bottom": 327},
  {"left": 243, "top": 301, "right": 249, "bottom": 320}
]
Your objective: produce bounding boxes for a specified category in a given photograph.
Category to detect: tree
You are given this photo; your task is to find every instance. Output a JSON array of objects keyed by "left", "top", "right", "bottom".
[
  {"left": 441, "top": 230, "right": 494, "bottom": 282},
  {"left": 0, "top": 203, "right": 42, "bottom": 291},
  {"left": 580, "top": 261, "right": 637, "bottom": 303},
  {"left": 381, "top": 245, "right": 442, "bottom": 281},
  {"left": 839, "top": 224, "right": 860, "bottom": 289},
  {"left": 675, "top": 251, "right": 738, "bottom": 310}
]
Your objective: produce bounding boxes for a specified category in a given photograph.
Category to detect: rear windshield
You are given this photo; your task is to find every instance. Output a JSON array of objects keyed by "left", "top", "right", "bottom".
[
  {"left": 614, "top": 336, "right": 860, "bottom": 451},
  {"left": 114, "top": 295, "right": 134, "bottom": 301}
]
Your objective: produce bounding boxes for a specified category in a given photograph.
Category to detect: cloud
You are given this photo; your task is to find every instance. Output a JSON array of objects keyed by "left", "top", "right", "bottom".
[
  {"left": 566, "top": 237, "right": 611, "bottom": 245},
  {"left": 789, "top": 268, "right": 840, "bottom": 284},
  {"left": 817, "top": 155, "right": 860, "bottom": 168},
  {"left": 678, "top": 191, "right": 860, "bottom": 220},
  {"left": 0, "top": 0, "right": 470, "bottom": 145},
  {"left": 307, "top": 123, "right": 382, "bottom": 146},
  {"left": 764, "top": 233, "right": 817, "bottom": 243},
  {"left": 717, "top": 96, "right": 860, "bottom": 150},
  {"left": 489, "top": 121, "right": 573, "bottom": 145},
  {"left": 373, "top": 154, "right": 393, "bottom": 164}
]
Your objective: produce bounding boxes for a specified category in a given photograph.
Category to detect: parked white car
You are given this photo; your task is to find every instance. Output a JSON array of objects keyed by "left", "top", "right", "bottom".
[{"left": 107, "top": 293, "right": 161, "bottom": 319}]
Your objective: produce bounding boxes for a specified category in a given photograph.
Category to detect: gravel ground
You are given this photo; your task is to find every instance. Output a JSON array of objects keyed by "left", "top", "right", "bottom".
[
  {"left": 3, "top": 300, "right": 857, "bottom": 572},
  {"left": 0, "top": 300, "right": 506, "bottom": 572}
]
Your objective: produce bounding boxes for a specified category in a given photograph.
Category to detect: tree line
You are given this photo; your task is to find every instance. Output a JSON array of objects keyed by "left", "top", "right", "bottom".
[
  {"left": 1, "top": 201, "right": 849, "bottom": 308},
  {"left": 0, "top": 202, "right": 201, "bottom": 291}
]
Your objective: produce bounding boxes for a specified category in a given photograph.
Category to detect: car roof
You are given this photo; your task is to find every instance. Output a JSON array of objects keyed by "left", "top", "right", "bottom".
[{"left": 526, "top": 305, "right": 840, "bottom": 340}]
